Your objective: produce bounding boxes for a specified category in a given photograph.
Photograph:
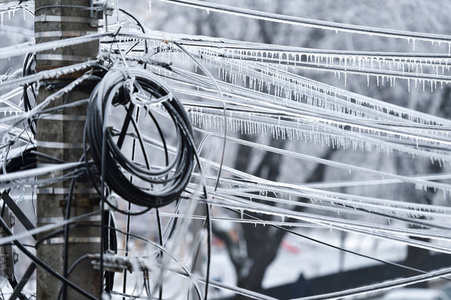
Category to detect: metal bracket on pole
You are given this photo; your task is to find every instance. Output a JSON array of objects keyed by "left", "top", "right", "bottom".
[{"left": 90, "top": 0, "right": 115, "bottom": 27}]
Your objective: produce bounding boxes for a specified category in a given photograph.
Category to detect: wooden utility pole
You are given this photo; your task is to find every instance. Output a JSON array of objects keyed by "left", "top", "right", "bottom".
[{"left": 34, "top": 0, "right": 101, "bottom": 298}]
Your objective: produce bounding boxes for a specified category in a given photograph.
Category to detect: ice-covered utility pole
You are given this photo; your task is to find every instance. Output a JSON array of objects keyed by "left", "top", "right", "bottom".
[{"left": 34, "top": 1, "right": 101, "bottom": 299}]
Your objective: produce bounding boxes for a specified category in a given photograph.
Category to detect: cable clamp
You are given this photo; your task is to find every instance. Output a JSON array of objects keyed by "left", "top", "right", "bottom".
[
  {"left": 92, "top": 0, "right": 115, "bottom": 16},
  {"left": 104, "top": 195, "right": 117, "bottom": 211},
  {"left": 91, "top": 0, "right": 115, "bottom": 27}
]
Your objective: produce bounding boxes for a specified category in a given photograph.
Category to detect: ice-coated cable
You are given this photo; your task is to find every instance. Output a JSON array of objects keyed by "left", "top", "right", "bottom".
[{"left": 158, "top": 0, "right": 451, "bottom": 45}]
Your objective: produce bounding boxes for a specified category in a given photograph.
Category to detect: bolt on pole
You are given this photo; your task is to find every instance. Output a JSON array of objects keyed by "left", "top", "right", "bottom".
[{"left": 34, "top": 0, "right": 101, "bottom": 299}]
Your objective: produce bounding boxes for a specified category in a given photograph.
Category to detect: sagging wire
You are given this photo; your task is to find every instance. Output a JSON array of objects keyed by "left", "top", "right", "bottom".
[
  {"left": 293, "top": 266, "right": 451, "bottom": 300},
  {"left": 240, "top": 208, "right": 451, "bottom": 280},
  {"left": 181, "top": 39, "right": 451, "bottom": 62},
  {"left": 173, "top": 42, "right": 226, "bottom": 192},
  {"left": 193, "top": 127, "right": 451, "bottom": 194},
  {"left": 118, "top": 8, "right": 149, "bottom": 57},
  {"left": 158, "top": 0, "right": 451, "bottom": 45},
  {"left": 174, "top": 42, "right": 227, "bottom": 299},
  {"left": 199, "top": 46, "right": 451, "bottom": 82},
  {"left": 171, "top": 42, "right": 229, "bottom": 299},
  {"left": 210, "top": 179, "right": 451, "bottom": 233},
  {"left": 116, "top": 30, "right": 451, "bottom": 75},
  {"left": 151, "top": 51, "right": 451, "bottom": 128},
  {"left": 197, "top": 165, "right": 451, "bottom": 230},
  {"left": 167, "top": 48, "right": 438, "bottom": 127},
  {"left": 186, "top": 137, "right": 451, "bottom": 225},
  {"left": 220, "top": 53, "right": 451, "bottom": 85},
  {"left": 185, "top": 204, "right": 451, "bottom": 299},
  {"left": 207, "top": 194, "right": 451, "bottom": 255},
  {"left": 154, "top": 66, "right": 451, "bottom": 163}
]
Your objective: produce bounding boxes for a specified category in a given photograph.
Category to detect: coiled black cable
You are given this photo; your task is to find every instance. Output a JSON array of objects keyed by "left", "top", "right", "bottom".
[{"left": 85, "top": 67, "right": 194, "bottom": 208}]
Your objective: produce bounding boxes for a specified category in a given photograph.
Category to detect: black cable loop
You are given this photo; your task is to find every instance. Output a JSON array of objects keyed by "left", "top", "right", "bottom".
[{"left": 85, "top": 67, "right": 195, "bottom": 208}]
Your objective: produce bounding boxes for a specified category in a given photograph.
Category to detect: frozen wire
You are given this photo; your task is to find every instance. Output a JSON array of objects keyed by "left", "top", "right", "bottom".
[
  {"left": 191, "top": 129, "right": 451, "bottom": 194},
  {"left": 138, "top": 109, "right": 451, "bottom": 224},
  {"left": 207, "top": 195, "right": 451, "bottom": 254},
  {"left": 158, "top": 0, "right": 451, "bottom": 45}
]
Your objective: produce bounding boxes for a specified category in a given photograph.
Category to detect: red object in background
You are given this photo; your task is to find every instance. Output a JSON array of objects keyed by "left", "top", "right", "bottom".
[{"left": 281, "top": 239, "right": 301, "bottom": 254}]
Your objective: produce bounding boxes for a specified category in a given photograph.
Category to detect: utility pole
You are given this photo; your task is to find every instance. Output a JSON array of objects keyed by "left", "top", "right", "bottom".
[{"left": 34, "top": 0, "right": 101, "bottom": 298}]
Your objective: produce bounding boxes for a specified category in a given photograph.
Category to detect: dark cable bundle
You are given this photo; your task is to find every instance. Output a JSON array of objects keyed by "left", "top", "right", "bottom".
[
  {"left": 2, "top": 148, "right": 37, "bottom": 174},
  {"left": 85, "top": 67, "right": 195, "bottom": 208}
]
